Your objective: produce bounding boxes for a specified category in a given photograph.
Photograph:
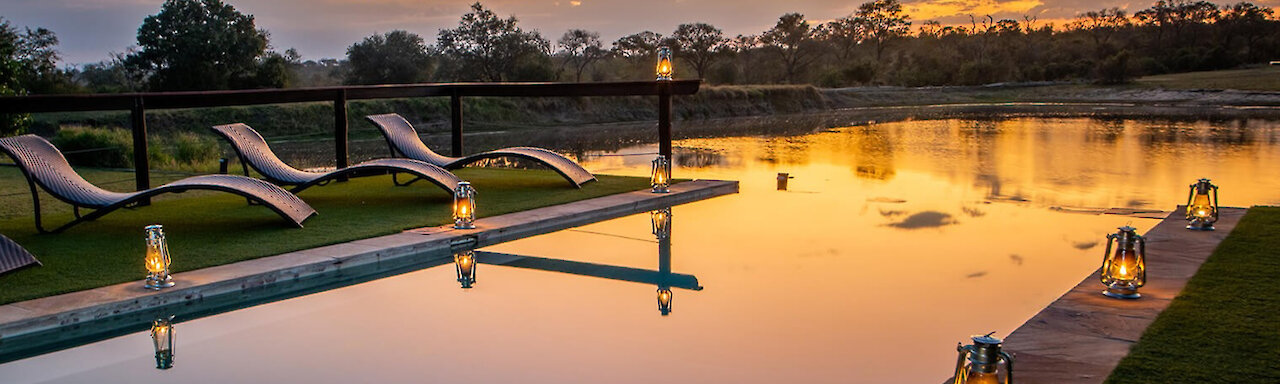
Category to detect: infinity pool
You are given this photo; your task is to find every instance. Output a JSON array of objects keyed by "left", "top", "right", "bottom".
[{"left": 4, "top": 117, "right": 1279, "bottom": 383}]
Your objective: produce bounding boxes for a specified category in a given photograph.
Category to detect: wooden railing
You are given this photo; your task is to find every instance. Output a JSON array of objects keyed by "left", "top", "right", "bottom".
[{"left": 0, "top": 80, "right": 701, "bottom": 194}]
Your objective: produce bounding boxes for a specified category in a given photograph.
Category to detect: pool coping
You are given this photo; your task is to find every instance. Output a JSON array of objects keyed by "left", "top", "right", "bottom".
[
  {"left": 0, "top": 179, "right": 739, "bottom": 343},
  {"left": 998, "top": 206, "right": 1247, "bottom": 384}
]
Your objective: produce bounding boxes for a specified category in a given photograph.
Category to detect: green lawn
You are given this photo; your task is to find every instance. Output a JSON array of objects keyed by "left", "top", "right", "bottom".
[
  {"left": 0, "top": 167, "right": 649, "bottom": 305},
  {"left": 1135, "top": 66, "right": 1280, "bottom": 92},
  {"left": 1105, "top": 207, "right": 1280, "bottom": 383}
]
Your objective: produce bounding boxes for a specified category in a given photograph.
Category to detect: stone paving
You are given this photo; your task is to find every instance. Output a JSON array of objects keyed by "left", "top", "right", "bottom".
[
  {"left": 1000, "top": 206, "right": 1247, "bottom": 384},
  {"left": 0, "top": 180, "right": 738, "bottom": 343}
]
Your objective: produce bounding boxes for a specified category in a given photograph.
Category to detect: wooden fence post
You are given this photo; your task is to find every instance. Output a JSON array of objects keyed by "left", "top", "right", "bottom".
[
  {"left": 334, "top": 89, "right": 349, "bottom": 181},
  {"left": 130, "top": 96, "right": 150, "bottom": 205},
  {"left": 658, "top": 82, "right": 673, "bottom": 160},
  {"left": 451, "top": 91, "right": 464, "bottom": 157}
]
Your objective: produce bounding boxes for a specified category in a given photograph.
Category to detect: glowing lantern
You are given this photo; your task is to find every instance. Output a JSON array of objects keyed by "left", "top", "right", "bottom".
[
  {"left": 1101, "top": 225, "right": 1146, "bottom": 299},
  {"left": 657, "top": 288, "right": 673, "bottom": 316},
  {"left": 651, "top": 155, "right": 671, "bottom": 193},
  {"left": 651, "top": 208, "right": 671, "bottom": 240},
  {"left": 453, "top": 181, "right": 477, "bottom": 229},
  {"left": 454, "top": 250, "right": 476, "bottom": 289},
  {"left": 656, "top": 46, "right": 673, "bottom": 80},
  {"left": 1185, "top": 178, "right": 1219, "bottom": 231},
  {"left": 953, "top": 333, "right": 1013, "bottom": 384},
  {"left": 151, "top": 316, "right": 175, "bottom": 369},
  {"left": 144, "top": 225, "right": 174, "bottom": 290}
]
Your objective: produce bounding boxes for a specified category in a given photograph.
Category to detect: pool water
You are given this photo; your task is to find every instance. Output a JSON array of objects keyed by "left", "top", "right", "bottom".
[{"left": 3, "top": 117, "right": 1280, "bottom": 383}]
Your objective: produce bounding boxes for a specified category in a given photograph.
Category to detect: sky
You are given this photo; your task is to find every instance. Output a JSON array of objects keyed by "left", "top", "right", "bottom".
[{"left": 4, "top": 0, "right": 1278, "bottom": 65}]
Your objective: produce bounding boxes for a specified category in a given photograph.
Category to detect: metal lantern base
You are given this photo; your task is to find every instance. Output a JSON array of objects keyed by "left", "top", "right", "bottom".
[
  {"left": 155, "top": 351, "right": 173, "bottom": 369},
  {"left": 1186, "top": 222, "right": 1216, "bottom": 231},
  {"left": 454, "top": 220, "right": 475, "bottom": 230},
  {"left": 651, "top": 186, "right": 669, "bottom": 193},
  {"left": 1103, "top": 287, "right": 1141, "bottom": 299},
  {"left": 145, "top": 275, "right": 174, "bottom": 290}
]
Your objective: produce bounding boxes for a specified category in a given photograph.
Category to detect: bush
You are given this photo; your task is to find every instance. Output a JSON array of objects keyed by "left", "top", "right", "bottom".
[
  {"left": 50, "top": 126, "right": 134, "bottom": 168},
  {"left": 1096, "top": 51, "right": 1133, "bottom": 85}
]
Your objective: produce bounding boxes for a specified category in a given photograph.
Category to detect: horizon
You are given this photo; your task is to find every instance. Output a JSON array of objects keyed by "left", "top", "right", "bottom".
[{"left": 7, "top": 0, "right": 1279, "bottom": 65}]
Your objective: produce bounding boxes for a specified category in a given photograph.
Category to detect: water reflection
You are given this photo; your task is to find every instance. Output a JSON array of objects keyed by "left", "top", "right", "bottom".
[{"left": 4, "top": 117, "right": 1280, "bottom": 383}]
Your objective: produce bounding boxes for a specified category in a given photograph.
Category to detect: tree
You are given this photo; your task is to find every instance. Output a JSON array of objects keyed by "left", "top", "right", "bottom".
[
  {"left": 0, "top": 19, "right": 29, "bottom": 135},
  {"left": 345, "top": 30, "right": 432, "bottom": 85},
  {"left": 612, "top": 31, "right": 665, "bottom": 58},
  {"left": 436, "top": 2, "right": 552, "bottom": 81},
  {"left": 125, "top": 0, "right": 282, "bottom": 90},
  {"left": 760, "top": 13, "right": 822, "bottom": 83},
  {"left": 822, "top": 16, "right": 866, "bottom": 62},
  {"left": 1219, "top": 2, "right": 1275, "bottom": 61},
  {"left": 671, "top": 23, "right": 727, "bottom": 79},
  {"left": 855, "top": 0, "right": 912, "bottom": 61},
  {"left": 557, "top": 29, "right": 606, "bottom": 82}
]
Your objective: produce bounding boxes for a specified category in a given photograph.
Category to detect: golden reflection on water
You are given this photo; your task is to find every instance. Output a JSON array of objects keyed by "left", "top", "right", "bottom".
[{"left": 3, "top": 118, "right": 1279, "bottom": 383}]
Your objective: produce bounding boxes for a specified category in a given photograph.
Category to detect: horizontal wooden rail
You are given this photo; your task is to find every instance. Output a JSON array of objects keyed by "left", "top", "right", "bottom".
[{"left": 0, "top": 81, "right": 701, "bottom": 113}]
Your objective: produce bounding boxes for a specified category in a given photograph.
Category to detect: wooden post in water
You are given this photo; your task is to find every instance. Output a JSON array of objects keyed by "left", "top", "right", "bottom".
[
  {"left": 130, "top": 96, "right": 150, "bottom": 205},
  {"left": 451, "top": 92, "right": 464, "bottom": 157},
  {"left": 658, "top": 82, "right": 673, "bottom": 160},
  {"left": 333, "top": 89, "right": 349, "bottom": 181}
]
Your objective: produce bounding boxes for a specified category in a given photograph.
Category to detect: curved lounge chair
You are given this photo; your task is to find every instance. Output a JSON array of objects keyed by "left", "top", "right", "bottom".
[
  {"left": 0, "top": 135, "right": 316, "bottom": 233},
  {"left": 210, "top": 123, "right": 463, "bottom": 194},
  {"left": 0, "top": 234, "right": 40, "bottom": 275},
  {"left": 365, "top": 113, "right": 596, "bottom": 188}
]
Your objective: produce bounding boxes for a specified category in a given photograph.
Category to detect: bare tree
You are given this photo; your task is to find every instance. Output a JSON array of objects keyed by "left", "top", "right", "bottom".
[{"left": 557, "top": 29, "right": 605, "bottom": 82}]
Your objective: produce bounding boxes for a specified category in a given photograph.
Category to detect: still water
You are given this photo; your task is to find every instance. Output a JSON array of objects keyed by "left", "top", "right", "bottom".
[{"left": 3, "top": 117, "right": 1280, "bottom": 383}]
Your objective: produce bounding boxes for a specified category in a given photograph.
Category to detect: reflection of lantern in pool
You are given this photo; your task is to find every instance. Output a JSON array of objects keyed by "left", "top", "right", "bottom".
[
  {"left": 1185, "top": 178, "right": 1219, "bottom": 231},
  {"left": 651, "top": 155, "right": 671, "bottom": 193},
  {"left": 1101, "top": 225, "right": 1146, "bottom": 299},
  {"left": 453, "top": 181, "right": 476, "bottom": 229},
  {"left": 656, "top": 46, "right": 673, "bottom": 80},
  {"left": 144, "top": 225, "right": 175, "bottom": 290},
  {"left": 151, "top": 316, "right": 175, "bottom": 369},
  {"left": 952, "top": 333, "right": 1013, "bottom": 384},
  {"left": 651, "top": 208, "right": 671, "bottom": 239},
  {"left": 454, "top": 250, "right": 476, "bottom": 289},
  {"left": 657, "top": 288, "right": 673, "bottom": 316}
]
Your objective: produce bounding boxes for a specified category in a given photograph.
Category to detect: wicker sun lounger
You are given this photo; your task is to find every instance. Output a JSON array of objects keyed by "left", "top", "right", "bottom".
[
  {"left": 365, "top": 113, "right": 596, "bottom": 188},
  {"left": 211, "top": 123, "right": 463, "bottom": 194},
  {"left": 0, "top": 135, "right": 316, "bottom": 233},
  {"left": 0, "top": 234, "right": 40, "bottom": 275}
]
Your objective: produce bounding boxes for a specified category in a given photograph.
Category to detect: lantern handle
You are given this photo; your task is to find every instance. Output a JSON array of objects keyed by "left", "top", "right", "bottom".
[
  {"left": 999, "top": 350, "right": 1014, "bottom": 384},
  {"left": 1211, "top": 184, "right": 1220, "bottom": 222},
  {"left": 1185, "top": 183, "right": 1197, "bottom": 220},
  {"left": 1100, "top": 232, "right": 1116, "bottom": 285},
  {"left": 1136, "top": 233, "right": 1147, "bottom": 288},
  {"left": 952, "top": 343, "right": 970, "bottom": 384}
]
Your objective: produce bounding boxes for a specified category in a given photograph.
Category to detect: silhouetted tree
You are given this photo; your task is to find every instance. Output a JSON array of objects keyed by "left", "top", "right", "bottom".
[
  {"left": 436, "top": 2, "right": 552, "bottom": 81},
  {"left": 345, "top": 30, "right": 432, "bottom": 85},
  {"left": 855, "top": 0, "right": 911, "bottom": 61},
  {"left": 612, "top": 31, "right": 665, "bottom": 58},
  {"left": 557, "top": 29, "right": 606, "bottom": 82},
  {"left": 760, "top": 13, "right": 822, "bottom": 83},
  {"left": 125, "top": 0, "right": 286, "bottom": 90},
  {"left": 671, "top": 23, "right": 728, "bottom": 79}
]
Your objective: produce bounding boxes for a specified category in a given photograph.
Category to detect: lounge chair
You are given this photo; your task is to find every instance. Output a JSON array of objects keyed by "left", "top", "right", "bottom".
[
  {"left": 365, "top": 113, "right": 596, "bottom": 188},
  {"left": 0, "top": 234, "right": 40, "bottom": 275},
  {"left": 210, "top": 123, "right": 463, "bottom": 194},
  {"left": 0, "top": 134, "right": 316, "bottom": 233}
]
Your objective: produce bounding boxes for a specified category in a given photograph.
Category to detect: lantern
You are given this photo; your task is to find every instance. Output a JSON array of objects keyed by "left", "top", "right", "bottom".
[
  {"left": 151, "top": 316, "right": 175, "bottom": 370},
  {"left": 651, "top": 208, "right": 671, "bottom": 240},
  {"left": 453, "top": 181, "right": 477, "bottom": 229},
  {"left": 1185, "top": 178, "right": 1219, "bottom": 231},
  {"left": 454, "top": 250, "right": 476, "bottom": 289},
  {"left": 651, "top": 155, "right": 671, "bottom": 193},
  {"left": 1101, "top": 225, "right": 1146, "bottom": 299},
  {"left": 657, "top": 288, "right": 673, "bottom": 316},
  {"left": 656, "top": 46, "right": 673, "bottom": 80},
  {"left": 144, "top": 225, "right": 174, "bottom": 290},
  {"left": 953, "top": 333, "right": 1013, "bottom": 384}
]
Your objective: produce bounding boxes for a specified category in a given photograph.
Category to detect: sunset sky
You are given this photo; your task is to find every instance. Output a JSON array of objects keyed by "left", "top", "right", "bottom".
[{"left": 6, "top": 0, "right": 1279, "bottom": 64}]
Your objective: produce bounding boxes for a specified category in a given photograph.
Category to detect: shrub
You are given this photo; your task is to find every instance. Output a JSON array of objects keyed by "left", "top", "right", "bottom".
[{"left": 50, "top": 126, "right": 134, "bottom": 168}]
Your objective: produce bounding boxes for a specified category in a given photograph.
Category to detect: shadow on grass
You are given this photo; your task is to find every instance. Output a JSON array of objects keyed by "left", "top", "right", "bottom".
[{"left": 0, "top": 167, "right": 648, "bottom": 305}]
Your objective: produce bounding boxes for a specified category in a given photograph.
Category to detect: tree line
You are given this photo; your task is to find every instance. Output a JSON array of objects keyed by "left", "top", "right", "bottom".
[{"left": 1, "top": 0, "right": 1278, "bottom": 96}]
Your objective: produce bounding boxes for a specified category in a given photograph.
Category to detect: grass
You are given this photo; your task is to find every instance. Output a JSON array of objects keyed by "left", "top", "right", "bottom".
[
  {"left": 0, "top": 167, "right": 650, "bottom": 305},
  {"left": 1135, "top": 66, "right": 1280, "bottom": 92},
  {"left": 1105, "top": 206, "right": 1280, "bottom": 384}
]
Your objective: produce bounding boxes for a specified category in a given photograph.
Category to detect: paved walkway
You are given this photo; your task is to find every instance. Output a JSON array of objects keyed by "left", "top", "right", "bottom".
[
  {"left": 1001, "top": 207, "right": 1247, "bottom": 384},
  {"left": 0, "top": 180, "right": 738, "bottom": 345}
]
